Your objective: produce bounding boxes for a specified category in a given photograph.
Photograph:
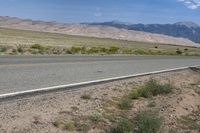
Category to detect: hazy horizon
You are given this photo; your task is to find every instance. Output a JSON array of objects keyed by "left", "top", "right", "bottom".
[
  {"left": 1, "top": 15, "right": 200, "bottom": 26},
  {"left": 0, "top": 0, "right": 200, "bottom": 24}
]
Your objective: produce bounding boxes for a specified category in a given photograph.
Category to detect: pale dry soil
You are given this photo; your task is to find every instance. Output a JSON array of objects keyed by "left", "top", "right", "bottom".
[{"left": 0, "top": 68, "right": 200, "bottom": 133}]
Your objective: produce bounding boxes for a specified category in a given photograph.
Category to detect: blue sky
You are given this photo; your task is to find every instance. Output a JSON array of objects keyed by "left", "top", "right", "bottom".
[{"left": 0, "top": 0, "right": 199, "bottom": 24}]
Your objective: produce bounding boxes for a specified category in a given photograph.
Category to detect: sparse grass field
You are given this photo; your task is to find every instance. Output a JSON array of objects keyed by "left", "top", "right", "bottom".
[
  {"left": 0, "top": 27, "right": 200, "bottom": 56},
  {"left": 177, "top": 106, "right": 200, "bottom": 131},
  {"left": 51, "top": 79, "right": 173, "bottom": 132},
  {"left": 83, "top": 68, "right": 199, "bottom": 133},
  {"left": 134, "top": 109, "right": 163, "bottom": 133}
]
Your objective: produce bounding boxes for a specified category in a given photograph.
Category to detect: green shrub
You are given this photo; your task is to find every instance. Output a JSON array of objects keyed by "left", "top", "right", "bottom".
[
  {"left": 30, "top": 44, "right": 47, "bottom": 54},
  {"left": 86, "top": 46, "right": 120, "bottom": 54},
  {"left": 70, "top": 46, "right": 82, "bottom": 54},
  {"left": 17, "top": 45, "right": 25, "bottom": 53},
  {"left": 104, "top": 113, "right": 116, "bottom": 123},
  {"left": 147, "top": 79, "right": 172, "bottom": 96},
  {"left": 65, "top": 119, "right": 75, "bottom": 131},
  {"left": 11, "top": 49, "right": 17, "bottom": 54},
  {"left": 28, "top": 49, "right": 39, "bottom": 54},
  {"left": 118, "top": 98, "right": 132, "bottom": 110},
  {"left": 138, "top": 86, "right": 153, "bottom": 98},
  {"left": 65, "top": 48, "right": 72, "bottom": 54},
  {"left": 90, "top": 112, "right": 103, "bottom": 122},
  {"left": 153, "top": 83, "right": 173, "bottom": 95},
  {"left": 129, "top": 89, "right": 140, "bottom": 99},
  {"left": 176, "top": 48, "right": 183, "bottom": 55},
  {"left": 31, "top": 44, "right": 45, "bottom": 50},
  {"left": 134, "top": 110, "right": 163, "bottom": 133},
  {"left": 87, "top": 47, "right": 100, "bottom": 54},
  {"left": 52, "top": 48, "right": 63, "bottom": 55},
  {"left": 110, "top": 118, "right": 133, "bottom": 133},
  {"left": 147, "top": 101, "right": 157, "bottom": 108},
  {"left": 53, "top": 119, "right": 61, "bottom": 128},
  {"left": 134, "top": 50, "right": 148, "bottom": 55},
  {"left": 138, "top": 79, "right": 173, "bottom": 98},
  {"left": 99, "top": 47, "right": 108, "bottom": 53},
  {"left": 81, "top": 93, "right": 91, "bottom": 100},
  {"left": 80, "top": 46, "right": 87, "bottom": 54},
  {"left": 0, "top": 46, "right": 7, "bottom": 53},
  {"left": 122, "top": 48, "right": 134, "bottom": 54},
  {"left": 108, "top": 46, "right": 120, "bottom": 54},
  {"left": 76, "top": 122, "right": 90, "bottom": 132},
  {"left": 142, "top": 79, "right": 159, "bottom": 97}
]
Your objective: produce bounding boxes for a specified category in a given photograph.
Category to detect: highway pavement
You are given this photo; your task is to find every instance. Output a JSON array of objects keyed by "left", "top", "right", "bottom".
[{"left": 0, "top": 55, "right": 200, "bottom": 95}]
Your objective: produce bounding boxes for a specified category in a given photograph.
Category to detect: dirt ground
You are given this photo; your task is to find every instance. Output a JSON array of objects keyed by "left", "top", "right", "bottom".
[{"left": 0, "top": 68, "right": 200, "bottom": 133}]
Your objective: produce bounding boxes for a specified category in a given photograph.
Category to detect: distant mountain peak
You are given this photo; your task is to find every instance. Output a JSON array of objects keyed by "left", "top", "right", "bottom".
[
  {"left": 87, "top": 20, "right": 200, "bottom": 43},
  {"left": 110, "top": 20, "right": 122, "bottom": 23},
  {"left": 0, "top": 15, "right": 199, "bottom": 45},
  {"left": 174, "top": 21, "right": 200, "bottom": 28},
  {"left": 107, "top": 20, "right": 132, "bottom": 25},
  {"left": 111, "top": 20, "right": 130, "bottom": 24}
]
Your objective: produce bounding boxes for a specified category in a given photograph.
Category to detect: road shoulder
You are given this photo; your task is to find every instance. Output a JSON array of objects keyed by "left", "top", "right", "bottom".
[{"left": 0, "top": 68, "right": 200, "bottom": 133}]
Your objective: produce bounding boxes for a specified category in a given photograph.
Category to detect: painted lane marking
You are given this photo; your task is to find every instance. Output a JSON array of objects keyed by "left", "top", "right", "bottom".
[{"left": 0, "top": 65, "right": 199, "bottom": 99}]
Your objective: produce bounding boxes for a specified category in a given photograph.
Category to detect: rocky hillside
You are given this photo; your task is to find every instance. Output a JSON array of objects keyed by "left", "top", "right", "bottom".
[{"left": 0, "top": 16, "right": 198, "bottom": 47}]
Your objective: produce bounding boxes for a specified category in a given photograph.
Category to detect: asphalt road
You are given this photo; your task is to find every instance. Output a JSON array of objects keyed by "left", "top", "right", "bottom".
[{"left": 0, "top": 55, "right": 200, "bottom": 95}]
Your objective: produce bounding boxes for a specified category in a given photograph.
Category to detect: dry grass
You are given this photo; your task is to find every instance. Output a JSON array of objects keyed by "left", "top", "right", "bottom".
[{"left": 0, "top": 27, "right": 200, "bottom": 56}]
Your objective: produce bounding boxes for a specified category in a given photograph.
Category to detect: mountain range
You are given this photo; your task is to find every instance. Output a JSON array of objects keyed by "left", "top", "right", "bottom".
[
  {"left": 0, "top": 16, "right": 199, "bottom": 47},
  {"left": 88, "top": 20, "right": 200, "bottom": 44}
]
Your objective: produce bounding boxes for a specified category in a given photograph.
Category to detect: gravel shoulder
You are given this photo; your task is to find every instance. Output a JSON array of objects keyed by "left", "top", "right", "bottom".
[{"left": 0, "top": 68, "right": 200, "bottom": 133}]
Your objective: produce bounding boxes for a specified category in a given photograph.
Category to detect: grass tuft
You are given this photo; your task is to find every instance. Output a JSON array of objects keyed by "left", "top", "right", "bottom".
[
  {"left": 147, "top": 101, "right": 157, "bottom": 108},
  {"left": 110, "top": 118, "right": 133, "bottom": 133},
  {"left": 90, "top": 112, "right": 103, "bottom": 122},
  {"left": 81, "top": 93, "right": 91, "bottom": 100},
  {"left": 134, "top": 109, "right": 163, "bottom": 133},
  {"left": 31, "top": 44, "right": 45, "bottom": 50},
  {"left": 53, "top": 119, "right": 61, "bottom": 128},
  {"left": 129, "top": 79, "right": 173, "bottom": 99},
  {"left": 75, "top": 122, "right": 91, "bottom": 132},
  {"left": 118, "top": 98, "right": 132, "bottom": 110},
  {"left": 129, "top": 89, "right": 140, "bottom": 99},
  {"left": 0, "top": 46, "right": 7, "bottom": 53},
  {"left": 65, "top": 119, "right": 75, "bottom": 131}
]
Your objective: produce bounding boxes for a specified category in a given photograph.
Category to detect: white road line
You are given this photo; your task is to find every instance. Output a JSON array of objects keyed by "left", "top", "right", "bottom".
[{"left": 0, "top": 65, "right": 199, "bottom": 99}]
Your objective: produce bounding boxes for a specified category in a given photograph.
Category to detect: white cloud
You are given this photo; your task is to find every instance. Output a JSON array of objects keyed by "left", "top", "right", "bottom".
[
  {"left": 94, "top": 8, "right": 102, "bottom": 17},
  {"left": 178, "top": 0, "right": 200, "bottom": 9}
]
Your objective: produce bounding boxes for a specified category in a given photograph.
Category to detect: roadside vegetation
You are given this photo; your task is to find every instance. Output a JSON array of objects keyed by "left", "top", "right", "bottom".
[
  {"left": 1, "top": 44, "right": 200, "bottom": 56},
  {"left": 52, "top": 79, "right": 175, "bottom": 132},
  {"left": 118, "top": 98, "right": 132, "bottom": 110},
  {"left": 0, "top": 27, "right": 200, "bottom": 56},
  {"left": 110, "top": 109, "right": 163, "bottom": 133},
  {"left": 129, "top": 79, "right": 173, "bottom": 99},
  {"left": 81, "top": 93, "right": 92, "bottom": 100}
]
